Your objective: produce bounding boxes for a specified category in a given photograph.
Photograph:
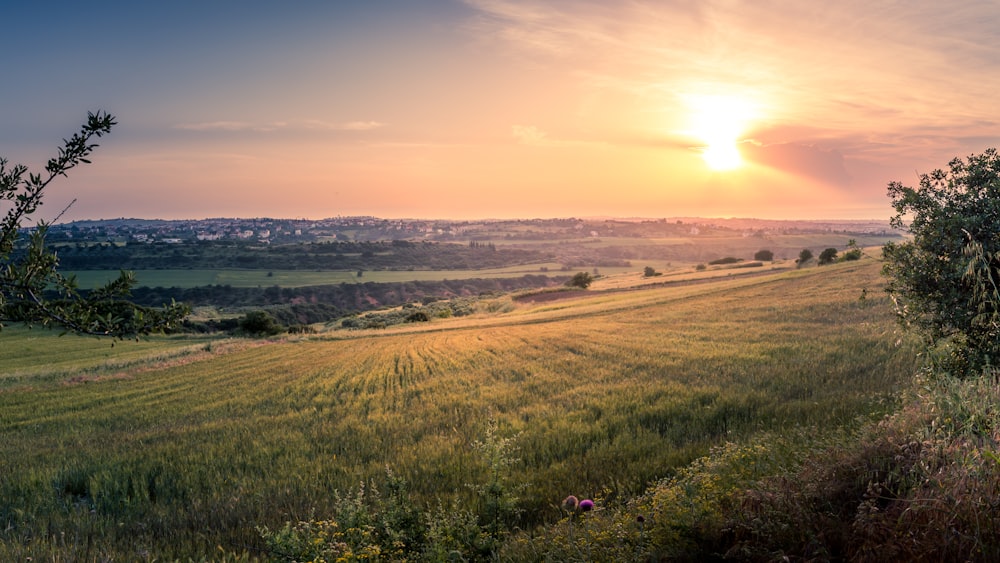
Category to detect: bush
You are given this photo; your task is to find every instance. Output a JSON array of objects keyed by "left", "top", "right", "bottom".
[
  {"left": 818, "top": 248, "right": 838, "bottom": 265},
  {"left": 238, "top": 310, "right": 283, "bottom": 336},
  {"left": 883, "top": 149, "right": 1000, "bottom": 374},
  {"left": 565, "top": 272, "right": 594, "bottom": 289},
  {"left": 753, "top": 249, "right": 774, "bottom": 261},
  {"left": 708, "top": 257, "right": 742, "bottom": 265}
]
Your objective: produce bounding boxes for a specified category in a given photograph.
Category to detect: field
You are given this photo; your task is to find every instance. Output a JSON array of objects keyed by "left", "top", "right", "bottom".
[
  {"left": 0, "top": 258, "right": 920, "bottom": 559},
  {"left": 61, "top": 264, "right": 583, "bottom": 289}
]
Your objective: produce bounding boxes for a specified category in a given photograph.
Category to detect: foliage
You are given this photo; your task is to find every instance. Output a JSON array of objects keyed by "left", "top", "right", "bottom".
[
  {"left": 797, "top": 248, "right": 813, "bottom": 266},
  {"left": 565, "top": 271, "right": 594, "bottom": 288},
  {"left": 0, "top": 112, "right": 187, "bottom": 337},
  {"left": 723, "top": 370, "right": 1000, "bottom": 561},
  {"left": 708, "top": 256, "right": 742, "bottom": 265},
  {"left": 238, "top": 310, "right": 284, "bottom": 336},
  {"left": 818, "top": 247, "right": 839, "bottom": 265},
  {"left": 643, "top": 266, "right": 660, "bottom": 277},
  {"left": 53, "top": 237, "right": 552, "bottom": 272},
  {"left": 883, "top": 149, "right": 1000, "bottom": 375},
  {"left": 753, "top": 249, "right": 774, "bottom": 261},
  {"left": 842, "top": 238, "right": 863, "bottom": 261}
]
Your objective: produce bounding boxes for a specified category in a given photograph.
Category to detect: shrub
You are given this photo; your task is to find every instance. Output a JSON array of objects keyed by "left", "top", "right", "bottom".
[
  {"left": 753, "top": 249, "right": 774, "bottom": 261},
  {"left": 818, "top": 248, "right": 838, "bottom": 265},
  {"left": 565, "top": 272, "right": 594, "bottom": 289},
  {"left": 238, "top": 310, "right": 283, "bottom": 336},
  {"left": 708, "top": 257, "right": 742, "bottom": 265}
]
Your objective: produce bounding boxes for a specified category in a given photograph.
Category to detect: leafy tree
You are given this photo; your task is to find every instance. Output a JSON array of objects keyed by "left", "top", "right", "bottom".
[
  {"left": 754, "top": 249, "right": 774, "bottom": 261},
  {"left": 818, "top": 247, "right": 838, "bottom": 265},
  {"left": 643, "top": 266, "right": 658, "bottom": 277},
  {"left": 797, "top": 249, "right": 813, "bottom": 267},
  {"left": 0, "top": 112, "right": 187, "bottom": 337},
  {"left": 239, "top": 310, "right": 283, "bottom": 336},
  {"left": 843, "top": 239, "right": 863, "bottom": 261},
  {"left": 565, "top": 271, "right": 593, "bottom": 289},
  {"left": 883, "top": 148, "right": 1000, "bottom": 374}
]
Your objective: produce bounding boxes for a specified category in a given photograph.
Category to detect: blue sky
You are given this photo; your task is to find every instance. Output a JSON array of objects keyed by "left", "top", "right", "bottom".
[{"left": 3, "top": 1, "right": 999, "bottom": 221}]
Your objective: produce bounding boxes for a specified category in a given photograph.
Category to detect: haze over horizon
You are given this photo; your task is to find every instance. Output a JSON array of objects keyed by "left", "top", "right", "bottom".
[{"left": 3, "top": 1, "right": 998, "bottom": 223}]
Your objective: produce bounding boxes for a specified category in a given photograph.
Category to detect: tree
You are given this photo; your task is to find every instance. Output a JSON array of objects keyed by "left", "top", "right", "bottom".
[
  {"left": 843, "top": 239, "right": 863, "bottom": 261},
  {"left": 797, "top": 249, "right": 813, "bottom": 266},
  {"left": 643, "top": 266, "right": 658, "bottom": 277},
  {"left": 565, "top": 271, "right": 593, "bottom": 289},
  {"left": 754, "top": 249, "right": 774, "bottom": 261},
  {"left": 883, "top": 148, "right": 1000, "bottom": 374},
  {"left": 239, "top": 310, "right": 283, "bottom": 336},
  {"left": 0, "top": 112, "right": 187, "bottom": 337},
  {"left": 818, "top": 247, "right": 838, "bottom": 265}
]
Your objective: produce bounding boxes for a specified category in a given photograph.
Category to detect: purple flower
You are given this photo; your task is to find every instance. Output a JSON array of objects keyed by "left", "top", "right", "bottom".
[
  {"left": 579, "top": 499, "right": 594, "bottom": 512},
  {"left": 562, "top": 495, "right": 579, "bottom": 512}
]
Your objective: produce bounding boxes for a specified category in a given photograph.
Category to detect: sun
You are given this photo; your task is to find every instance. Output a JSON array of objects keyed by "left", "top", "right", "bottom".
[
  {"left": 683, "top": 94, "right": 756, "bottom": 171},
  {"left": 702, "top": 141, "right": 742, "bottom": 171}
]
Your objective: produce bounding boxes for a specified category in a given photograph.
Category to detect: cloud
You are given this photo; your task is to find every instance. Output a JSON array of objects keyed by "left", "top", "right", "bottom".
[
  {"left": 741, "top": 141, "right": 852, "bottom": 187},
  {"left": 463, "top": 0, "right": 1000, "bottom": 164},
  {"left": 174, "top": 119, "right": 386, "bottom": 133},
  {"left": 511, "top": 124, "right": 548, "bottom": 145},
  {"left": 302, "top": 120, "right": 386, "bottom": 131},
  {"left": 174, "top": 121, "right": 257, "bottom": 132}
]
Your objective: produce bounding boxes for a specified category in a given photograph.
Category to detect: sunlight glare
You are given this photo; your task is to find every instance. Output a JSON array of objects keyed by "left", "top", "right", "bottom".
[{"left": 683, "top": 94, "right": 757, "bottom": 171}]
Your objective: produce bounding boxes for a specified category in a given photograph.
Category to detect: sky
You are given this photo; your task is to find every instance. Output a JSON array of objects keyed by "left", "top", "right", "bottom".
[{"left": 2, "top": 0, "right": 999, "bottom": 222}]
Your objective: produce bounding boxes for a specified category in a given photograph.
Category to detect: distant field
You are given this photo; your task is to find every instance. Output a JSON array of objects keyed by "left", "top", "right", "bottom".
[
  {"left": 0, "top": 258, "right": 920, "bottom": 559},
  {"left": 0, "top": 326, "right": 219, "bottom": 388},
  {"left": 62, "top": 264, "right": 591, "bottom": 289}
]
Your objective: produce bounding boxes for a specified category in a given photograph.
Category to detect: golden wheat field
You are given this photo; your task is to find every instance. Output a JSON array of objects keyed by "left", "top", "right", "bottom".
[{"left": 0, "top": 258, "right": 919, "bottom": 559}]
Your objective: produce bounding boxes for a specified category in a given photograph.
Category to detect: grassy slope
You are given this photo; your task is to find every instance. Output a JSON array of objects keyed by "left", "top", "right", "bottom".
[{"left": 0, "top": 259, "right": 919, "bottom": 559}]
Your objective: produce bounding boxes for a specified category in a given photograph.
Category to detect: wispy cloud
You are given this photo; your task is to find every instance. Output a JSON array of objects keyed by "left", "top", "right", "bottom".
[
  {"left": 463, "top": 0, "right": 1000, "bottom": 159},
  {"left": 174, "top": 121, "right": 260, "bottom": 132},
  {"left": 302, "top": 120, "right": 386, "bottom": 131},
  {"left": 174, "top": 119, "right": 386, "bottom": 133},
  {"left": 511, "top": 124, "right": 548, "bottom": 145}
]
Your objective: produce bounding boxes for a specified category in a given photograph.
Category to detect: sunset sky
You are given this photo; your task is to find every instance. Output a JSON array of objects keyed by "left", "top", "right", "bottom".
[{"left": 3, "top": 1, "right": 999, "bottom": 222}]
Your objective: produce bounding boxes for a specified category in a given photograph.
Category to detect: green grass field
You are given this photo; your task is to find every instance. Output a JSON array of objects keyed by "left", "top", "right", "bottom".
[
  {"left": 0, "top": 258, "right": 920, "bottom": 559},
  {"left": 62, "top": 264, "right": 586, "bottom": 289}
]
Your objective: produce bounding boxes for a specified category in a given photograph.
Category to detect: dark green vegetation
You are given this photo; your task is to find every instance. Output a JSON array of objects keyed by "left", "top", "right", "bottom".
[
  {"left": 53, "top": 239, "right": 550, "bottom": 272},
  {"left": 0, "top": 259, "right": 922, "bottom": 560},
  {"left": 884, "top": 148, "right": 1000, "bottom": 375}
]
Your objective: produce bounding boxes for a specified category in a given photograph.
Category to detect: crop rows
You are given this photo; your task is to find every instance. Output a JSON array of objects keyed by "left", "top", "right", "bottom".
[{"left": 0, "top": 260, "right": 919, "bottom": 559}]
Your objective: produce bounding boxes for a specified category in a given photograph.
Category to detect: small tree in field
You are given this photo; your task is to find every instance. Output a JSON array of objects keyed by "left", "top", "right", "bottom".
[
  {"left": 0, "top": 112, "right": 187, "bottom": 337},
  {"left": 883, "top": 148, "right": 1000, "bottom": 374},
  {"left": 754, "top": 249, "right": 774, "bottom": 261},
  {"left": 797, "top": 249, "right": 813, "bottom": 267},
  {"left": 818, "top": 247, "right": 838, "bottom": 265},
  {"left": 565, "top": 271, "right": 593, "bottom": 289}
]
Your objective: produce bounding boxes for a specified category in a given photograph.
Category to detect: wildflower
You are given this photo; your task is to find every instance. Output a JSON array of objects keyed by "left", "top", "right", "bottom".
[
  {"left": 579, "top": 499, "right": 594, "bottom": 512},
  {"left": 562, "top": 495, "right": 579, "bottom": 512}
]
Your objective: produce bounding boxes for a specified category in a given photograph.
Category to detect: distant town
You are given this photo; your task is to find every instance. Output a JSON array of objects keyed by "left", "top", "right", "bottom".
[{"left": 39, "top": 216, "right": 901, "bottom": 245}]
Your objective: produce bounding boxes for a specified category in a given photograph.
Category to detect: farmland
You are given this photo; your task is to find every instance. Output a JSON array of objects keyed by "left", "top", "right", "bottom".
[{"left": 0, "top": 258, "right": 920, "bottom": 560}]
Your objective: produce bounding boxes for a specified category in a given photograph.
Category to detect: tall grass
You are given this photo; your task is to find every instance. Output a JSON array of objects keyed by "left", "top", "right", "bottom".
[{"left": 0, "top": 259, "right": 919, "bottom": 559}]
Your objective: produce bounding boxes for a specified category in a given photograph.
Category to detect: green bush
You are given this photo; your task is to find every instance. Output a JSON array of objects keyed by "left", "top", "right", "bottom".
[
  {"left": 708, "top": 257, "right": 742, "bottom": 265},
  {"left": 565, "top": 272, "right": 594, "bottom": 289},
  {"left": 238, "top": 310, "right": 283, "bottom": 336}
]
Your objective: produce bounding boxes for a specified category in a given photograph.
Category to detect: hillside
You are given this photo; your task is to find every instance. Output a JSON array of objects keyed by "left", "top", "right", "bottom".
[{"left": 0, "top": 259, "right": 921, "bottom": 560}]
